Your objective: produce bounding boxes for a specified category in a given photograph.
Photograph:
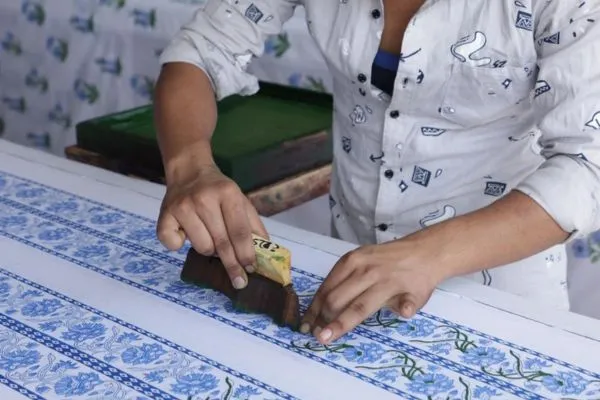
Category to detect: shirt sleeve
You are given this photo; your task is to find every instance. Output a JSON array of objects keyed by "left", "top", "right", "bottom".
[
  {"left": 514, "top": 2, "right": 600, "bottom": 239},
  {"left": 159, "top": 0, "right": 300, "bottom": 100}
]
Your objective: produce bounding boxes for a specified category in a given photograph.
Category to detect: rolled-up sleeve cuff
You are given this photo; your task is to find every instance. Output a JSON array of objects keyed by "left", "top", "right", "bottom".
[
  {"left": 159, "top": 31, "right": 259, "bottom": 100},
  {"left": 159, "top": 32, "right": 201, "bottom": 68},
  {"left": 515, "top": 156, "right": 600, "bottom": 242}
]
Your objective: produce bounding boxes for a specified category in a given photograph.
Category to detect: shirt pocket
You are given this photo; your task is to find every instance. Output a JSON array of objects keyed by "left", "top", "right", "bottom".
[{"left": 437, "top": 61, "right": 536, "bottom": 129}]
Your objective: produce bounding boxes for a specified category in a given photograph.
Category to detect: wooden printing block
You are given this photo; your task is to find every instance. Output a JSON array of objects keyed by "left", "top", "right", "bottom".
[{"left": 180, "top": 248, "right": 301, "bottom": 331}]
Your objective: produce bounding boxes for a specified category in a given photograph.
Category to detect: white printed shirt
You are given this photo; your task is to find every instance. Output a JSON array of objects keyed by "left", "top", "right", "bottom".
[{"left": 159, "top": 0, "right": 600, "bottom": 246}]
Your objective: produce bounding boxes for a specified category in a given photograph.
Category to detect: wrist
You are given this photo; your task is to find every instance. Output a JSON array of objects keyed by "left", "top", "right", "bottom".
[
  {"left": 163, "top": 140, "right": 216, "bottom": 185},
  {"left": 395, "top": 222, "right": 463, "bottom": 285}
]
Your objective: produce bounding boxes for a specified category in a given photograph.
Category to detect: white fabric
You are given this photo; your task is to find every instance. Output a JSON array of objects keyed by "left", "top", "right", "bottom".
[
  {"left": 160, "top": 0, "right": 600, "bottom": 309},
  {"left": 1, "top": 139, "right": 600, "bottom": 400}
]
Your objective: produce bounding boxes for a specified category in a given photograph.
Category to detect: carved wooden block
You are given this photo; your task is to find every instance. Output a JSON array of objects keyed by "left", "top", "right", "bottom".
[{"left": 181, "top": 248, "right": 301, "bottom": 331}]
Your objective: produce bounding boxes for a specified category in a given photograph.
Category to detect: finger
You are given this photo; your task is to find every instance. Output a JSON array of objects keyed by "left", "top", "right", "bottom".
[
  {"left": 318, "top": 269, "right": 378, "bottom": 326},
  {"left": 389, "top": 290, "right": 433, "bottom": 319},
  {"left": 221, "top": 196, "right": 256, "bottom": 271},
  {"left": 300, "top": 263, "right": 356, "bottom": 333},
  {"left": 174, "top": 212, "right": 214, "bottom": 256},
  {"left": 311, "top": 271, "right": 373, "bottom": 335},
  {"left": 318, "top": 285, "right": 389, "bottom": 344},
  {"left": 300, "top": 252, "right": 362, "bottom": 334},
  {"left": 311, "top": 311, "right": 338, "bottom": 338},
  {"left": 156, "top": 211, "right": 186, "bottom": 251},
  {"left": 198, "top": 201, "right": 247, "bottom": 289},
  {"left": 390, "top": 293, "right": 418, "bottom": 319},
  {"left": 245, "top": 200, "right": 269, "bottom": 239},
  {"left": 244, "top": 202, "right": 266, "bottom": 273}
]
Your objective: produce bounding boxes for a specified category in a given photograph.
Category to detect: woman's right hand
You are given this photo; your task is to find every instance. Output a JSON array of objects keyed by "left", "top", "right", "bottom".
[{"left": 156, "top": 161, "right": 268, "bottom": 289}]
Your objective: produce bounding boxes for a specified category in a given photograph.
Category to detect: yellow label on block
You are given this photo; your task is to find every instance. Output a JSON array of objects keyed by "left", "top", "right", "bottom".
[{"left": 252, "top": 234, "right": 291, "bottom": 286}]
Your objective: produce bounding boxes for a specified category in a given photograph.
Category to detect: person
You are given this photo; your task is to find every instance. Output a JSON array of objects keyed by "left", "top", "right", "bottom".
[{"left": 154, "top": 0, "right": 600, "bottom": 345}]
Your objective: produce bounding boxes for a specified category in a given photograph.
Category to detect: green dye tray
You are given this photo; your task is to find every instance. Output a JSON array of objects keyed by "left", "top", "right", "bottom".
[{"left": 75, "top": 82, "right": 333, "bottom": 192}]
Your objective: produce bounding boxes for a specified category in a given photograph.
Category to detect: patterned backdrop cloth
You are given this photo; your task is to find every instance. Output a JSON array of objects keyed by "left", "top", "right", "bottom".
[
  {"left": 0, "top": 141, "right": 599, "bottom": 400},
  {"left": 0, "top": 0, "right": 330, "bottom": 156},
  {"left": 0, "top": 0, "right": 598, "bottom": 322}
]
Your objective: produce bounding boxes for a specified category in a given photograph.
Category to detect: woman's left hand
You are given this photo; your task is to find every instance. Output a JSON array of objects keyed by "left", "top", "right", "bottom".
[{"left": 299, "top": 240, "right": 444, "bottom": 344}]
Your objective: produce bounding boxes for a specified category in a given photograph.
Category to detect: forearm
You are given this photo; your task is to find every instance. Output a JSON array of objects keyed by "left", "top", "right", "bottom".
[
  {"left": 403, "top": 190, "right": 569, "bottom": 282},
  {"left": 154, "top": 62, "right": 218, "bottom": 184}
]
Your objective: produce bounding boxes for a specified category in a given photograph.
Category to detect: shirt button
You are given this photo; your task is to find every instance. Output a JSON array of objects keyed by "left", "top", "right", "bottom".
[
  {"left": 377, "top": 223, "right": 388, "bottom": 231},
  {"left": 384, "top": 169, "right": 394, "bottom": 179},
  {"left": 396, "top": 143, "right": 404, "bottom": 150},
  {"left": 389, "top": 110, "right": 400, "bottom": 118},
  {"left": 371, "top": 9, "right": 381, "bottom": 19},
  {"left": 358, "top": 73, "right": 367, "bottom": 83},
  {"left": 443, "top": 106, "right": 455, "bottom": 114}
]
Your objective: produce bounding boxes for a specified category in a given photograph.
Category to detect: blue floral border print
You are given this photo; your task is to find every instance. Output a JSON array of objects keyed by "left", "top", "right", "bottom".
[
  {"left": 0, "top": 268, "right": 293, "bottom": 400},
  {"left": 0, "top": 171, "right": 599, "bottom": 400}
]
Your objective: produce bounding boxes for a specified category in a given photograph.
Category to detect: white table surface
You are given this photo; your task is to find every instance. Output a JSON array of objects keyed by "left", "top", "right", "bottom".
[{"left": 1, "top": 138, "right": 599, "bottom": 400}]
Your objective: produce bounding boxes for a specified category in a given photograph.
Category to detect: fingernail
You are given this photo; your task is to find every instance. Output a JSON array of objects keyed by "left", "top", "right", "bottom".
[
  {"left": 300, "top": 323, "right": 310, "bottom": 334},
  {"left": 313, "top": 326, "right": 322, "bottom": 337},
  {"left": 232, "top": 276, "right": 246, "bottom": 289},
  {"left": 319, "top": 328, "right": 333, "bottom": 342},
  {"left": 245, "top": 265, "right": 256, "bottom": 273}
]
